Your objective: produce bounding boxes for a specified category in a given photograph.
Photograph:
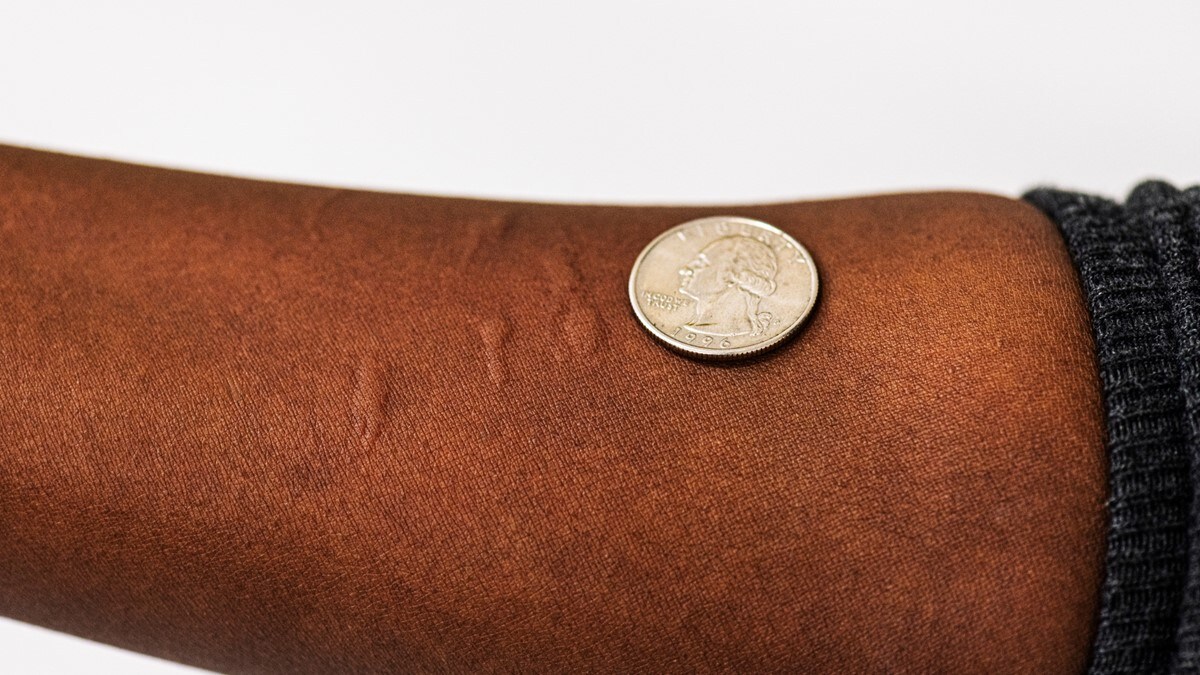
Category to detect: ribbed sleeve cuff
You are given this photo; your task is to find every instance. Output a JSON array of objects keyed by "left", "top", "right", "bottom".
[{"left": 1025, "top": 183, "right": 1200, "bottom": 674}]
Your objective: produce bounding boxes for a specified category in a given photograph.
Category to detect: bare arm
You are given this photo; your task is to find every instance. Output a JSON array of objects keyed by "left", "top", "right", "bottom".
[{"left": 0, "top": 145, "right": 1105, "bottom": 673}]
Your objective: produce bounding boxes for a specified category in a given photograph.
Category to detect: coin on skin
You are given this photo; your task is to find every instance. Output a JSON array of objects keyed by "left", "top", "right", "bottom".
[{"left": 628, "top": 216, "right": 819, "bottom": 360}]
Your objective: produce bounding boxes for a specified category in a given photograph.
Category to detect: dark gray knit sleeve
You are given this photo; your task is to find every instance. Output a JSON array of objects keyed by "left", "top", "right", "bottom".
[{"left": 1025, "top": 183, "right": 1200, "bottom": 675}]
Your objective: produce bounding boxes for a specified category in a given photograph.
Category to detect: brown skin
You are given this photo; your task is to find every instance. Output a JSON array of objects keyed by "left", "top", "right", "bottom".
[{"left": 0, "top": 145, "right": 1106, "bottom": 673}]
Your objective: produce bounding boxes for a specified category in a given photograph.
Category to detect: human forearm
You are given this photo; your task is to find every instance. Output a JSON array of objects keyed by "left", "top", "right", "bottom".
[{"left": 0, "top": 145, "right": 1106, "bottom": 673}]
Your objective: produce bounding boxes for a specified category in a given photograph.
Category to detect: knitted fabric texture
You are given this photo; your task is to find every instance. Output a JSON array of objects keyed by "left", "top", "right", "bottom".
[{"left": 1026, "top": 183, "right": 1200, "bottom": 674}]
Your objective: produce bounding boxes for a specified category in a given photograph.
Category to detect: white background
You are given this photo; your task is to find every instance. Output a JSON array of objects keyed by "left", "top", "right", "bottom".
[{"left": 1, "top": 1, "right": 1197, "bottom": 673}]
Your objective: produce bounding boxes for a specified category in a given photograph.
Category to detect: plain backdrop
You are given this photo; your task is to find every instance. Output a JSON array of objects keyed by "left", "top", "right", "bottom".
[{"left": 1, "top": 1, "right": 1198, "bottom": 672}]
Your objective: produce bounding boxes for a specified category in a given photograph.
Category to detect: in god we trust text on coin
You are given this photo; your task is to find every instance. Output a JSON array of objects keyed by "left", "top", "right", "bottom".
[{"left": 628, "top": 216, "right": 819, "bottom": 359}]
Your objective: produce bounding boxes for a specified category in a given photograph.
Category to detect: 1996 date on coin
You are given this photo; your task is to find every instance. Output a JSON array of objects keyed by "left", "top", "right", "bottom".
[{"left": 628, "top": 216, "right": 819, "bottom": 360}]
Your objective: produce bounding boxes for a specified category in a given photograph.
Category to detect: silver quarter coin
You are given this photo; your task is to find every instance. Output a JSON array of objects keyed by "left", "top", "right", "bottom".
[{"left": 628, "top": 216, "right": 819, "bottom": 359}]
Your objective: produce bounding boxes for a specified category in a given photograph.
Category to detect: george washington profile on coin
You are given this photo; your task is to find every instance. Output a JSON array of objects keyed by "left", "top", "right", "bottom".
[
  {"left": 677, "top": 235, "right": 779, "bottom": 337},
  {"left": 629, "top": 216, "right": 818, "bottom": 360}
]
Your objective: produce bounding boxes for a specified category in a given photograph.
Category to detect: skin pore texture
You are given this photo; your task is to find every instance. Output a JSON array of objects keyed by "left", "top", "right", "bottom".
[{"left": 0, "top": 145, "right": 1106, "bottom": 673}]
